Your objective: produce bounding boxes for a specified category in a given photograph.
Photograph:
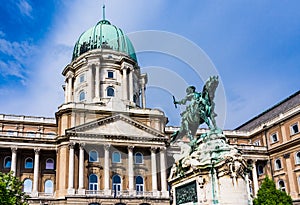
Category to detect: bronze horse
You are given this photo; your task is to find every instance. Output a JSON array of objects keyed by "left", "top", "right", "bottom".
[{"left": 170, "top": 76, "right": 219, "bottom": 143}]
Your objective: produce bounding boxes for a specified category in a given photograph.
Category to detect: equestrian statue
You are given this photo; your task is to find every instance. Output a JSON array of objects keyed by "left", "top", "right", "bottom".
[{"left": 170, "top": 76, "right": 219, "bottom": 143}]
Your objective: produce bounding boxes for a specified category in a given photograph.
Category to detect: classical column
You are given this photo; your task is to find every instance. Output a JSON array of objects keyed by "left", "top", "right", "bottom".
[
  {"left": 104, "top": 144, "right": 110, "bottom": 194},
  {"left": 88, "top": 65, "right": 94, "bottom": 101},
  {"left": 122, "top": 68, "right": 128, "bottom": 100},
  {"left": 160, "top": 147, "right": 168, "bottom": 197},
  {"left": 11, "top": 147, "right": 17, "bottom": 176},
  {"left": 95, "top": 64, "right": 100, "bottom": 100},
  {"left": 67, "top": 76, "right": 73, "bottom": 102},
  {"left": 68, "top": 142, "right": 75, "bottom": 195},
  {"left": 32, "top": 148, "right": 40, "bottom": 197},
  {"left": 65, "top": 80, "right": 69, "bottom": 103},
  {"left": 78, "top": 143, "right": 85, "bottom": 194},
  {"left": 128, "top": 69, "right": 133, "bottom": 101},
  {"left": 140, "top": 74, "right": 147, "bottom": 108},
  {"left": 128, "top": 146, "right": 134, "bottom": 194},
  {"left": 252, "top": 160, "right": 259, "bottom": 196},
  {"left": 151, "top": 147, "right": 158, "bottom": 195},
  {"left": 141, "top": 84, "right": 146, "bottom": 108}
]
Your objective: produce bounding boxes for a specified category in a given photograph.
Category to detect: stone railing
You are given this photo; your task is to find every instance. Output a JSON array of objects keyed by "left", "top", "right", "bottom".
[
  {"left": 80, "top": 190, "right": 158, "bottom": 198},
  {"left": 38, "top": 192, "right": 54, "bottom": 198},
  {"left": 0, "top": 114, "right": 55, "bottom": 124},
  {"left": 0, "top": 131, "right": 56, "bottom": 139}
]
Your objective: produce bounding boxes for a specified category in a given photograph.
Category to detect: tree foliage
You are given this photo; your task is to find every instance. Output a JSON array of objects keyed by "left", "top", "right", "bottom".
[
  {"left": 0, "top": 172, "right": 28, "bottom": 205},
  {"left": 253, "top": 177, "right": 292, "bottom": 205}
]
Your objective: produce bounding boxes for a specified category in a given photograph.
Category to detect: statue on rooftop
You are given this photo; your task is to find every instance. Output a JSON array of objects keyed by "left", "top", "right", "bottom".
[{"left": 170, "top": 76, "right": 219, "bottom": 143}]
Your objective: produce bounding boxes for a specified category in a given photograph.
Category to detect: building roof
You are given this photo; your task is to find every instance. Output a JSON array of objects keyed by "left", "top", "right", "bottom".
[
  {"left": 72, "top": 19, "right": 137, "bottom": 62},
  {"left": 235, "top": 90, "right": 300, "bottom": 131}
]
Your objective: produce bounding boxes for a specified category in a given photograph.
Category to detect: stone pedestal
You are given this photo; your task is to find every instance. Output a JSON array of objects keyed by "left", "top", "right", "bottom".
[{"left": 169, "top": 131, "right": 251, "bottom": 205}]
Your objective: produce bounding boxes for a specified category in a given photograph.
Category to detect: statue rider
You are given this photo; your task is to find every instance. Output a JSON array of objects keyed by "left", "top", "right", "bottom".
[{"left": 171, "top": 86, "right": 202, "bottom": 142}]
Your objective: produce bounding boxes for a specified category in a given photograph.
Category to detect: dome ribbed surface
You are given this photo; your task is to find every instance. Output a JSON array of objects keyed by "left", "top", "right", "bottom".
[{"left": 72, "top": 20, "right": 137, "bottom": 62}]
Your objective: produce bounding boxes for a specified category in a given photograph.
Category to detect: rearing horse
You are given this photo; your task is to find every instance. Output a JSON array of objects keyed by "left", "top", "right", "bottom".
[{"left": 170, "top": 76, "right": 219, "bottom": 143}]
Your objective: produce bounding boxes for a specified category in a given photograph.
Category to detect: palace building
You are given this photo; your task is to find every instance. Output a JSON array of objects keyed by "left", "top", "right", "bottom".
[{"left": 1, "top": 15, "right": 300, "bottom": 205}]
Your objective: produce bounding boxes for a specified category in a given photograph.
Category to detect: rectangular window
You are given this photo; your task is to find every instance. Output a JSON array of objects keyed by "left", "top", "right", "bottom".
[
  {"left": 79, "top": 74, "right": 85, "bottom": 83},
  {"left": 107, "top": 71, "right": 114, "bottom": 78},
  {"left": 270, "top": 133, "right": 278, "bottom": 143},
  {"left": 291, "top": 123, "right": 299, "bottom": 135},
  {"left": 253, "top": 140, "right": 260, "bottom": 146}
]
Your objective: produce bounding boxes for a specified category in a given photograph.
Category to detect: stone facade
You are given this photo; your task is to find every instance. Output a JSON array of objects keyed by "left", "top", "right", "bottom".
[{"left": 1, "top": 16, "right": 300, "bottom": 205}]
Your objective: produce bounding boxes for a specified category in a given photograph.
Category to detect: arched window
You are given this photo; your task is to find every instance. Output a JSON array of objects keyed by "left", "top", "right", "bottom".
[
  {"left": 107, "top": 86, "right": 115, "bottom": 97},
  {"left": 89, "top": 174, "right": 98, "bottom": 191},
  {"left": 112, "top": 151, "right": 121, "bottom": 163},
  {"left": 278, "top": 180, "right": 286, "bottom": 192},
  {"left": 296, "top": 152, "right": 300, "bottom": 165},
  {"left": 25, "top": 157, "right": 33, "bottom": 169},
  {"left": 79, "top": 91, "right": 85, "bottom": 101},
  {"left": 135, "top": 152, "right": 143, "bottom": 164},
  {"left": 23, "top": 179, "right": 32, "bottom": 193},
  {"left": 136, "top": 176, "right": 144, "bottom": 195},
  {"left": 133, "top": 94, "right": 137, "bottom": 104},
  {"left": 89, "top": 150, "right": 98, "bottom": 162},
  {"left": 275, "top": 159, "right": 282, "bottom": 170},
  {"left": 46, "top": 158, "right": 54, "bottom": 170},
  {"left": 44, "top": 180, "right": 54, "bottom": 194},
  {"left": 4, "top": 156, "right": 11, "bottom": 168},
  {"left": 257, "top": 164, "right": 264, "bottom": 175},
  {"left": 112, "top": 175, "right": 121, "bottom": 196}
]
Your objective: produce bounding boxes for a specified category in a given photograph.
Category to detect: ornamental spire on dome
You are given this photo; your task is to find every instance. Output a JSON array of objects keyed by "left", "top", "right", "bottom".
[{"left": 102, "top": 4, "right": 106, "bottom": 20}]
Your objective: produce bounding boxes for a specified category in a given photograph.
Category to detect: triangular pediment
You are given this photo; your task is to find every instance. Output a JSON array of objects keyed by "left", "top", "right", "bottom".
[{"left": 66, "top": 114, "right": 166, "bottom": 141}]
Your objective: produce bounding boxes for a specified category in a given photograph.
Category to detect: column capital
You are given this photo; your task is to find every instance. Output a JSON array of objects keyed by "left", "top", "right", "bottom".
[
  {"left": 79, "top": 142, "right": 86, "bottom": 149},
  {"left": 34, "top": 148, "right": 40, "bottom": 154},
  {"left": 159, "top": 147, "right": 167, "bottom": 151},
  {"left": 11, "top": 147, "right": 18, "bottom": 153},
  {"left": 69, "top": 142, "right": 76, "bottom": 149},
  {"left": 150, "top": 147, "right": 157, "bottom": 153},
  {"left": 66, "top": 71, "right": 74, "bottom": 79},
  {"left": 128, "top": 145, "right": 134, "bottom": 151},
  {"left": 104, "top": 144, "right": 111, "bottom": 151}
]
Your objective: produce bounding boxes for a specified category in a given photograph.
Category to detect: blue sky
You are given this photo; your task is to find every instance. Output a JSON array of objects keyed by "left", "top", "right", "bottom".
[{"left": 0, "top": 0, "right": 300, "bottom": 129}]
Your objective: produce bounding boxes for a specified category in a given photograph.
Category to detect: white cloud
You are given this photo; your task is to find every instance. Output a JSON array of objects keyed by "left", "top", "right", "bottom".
[
  {"left": 0, "top": 38, "right": 35, "bottom": 81},
  {"left": 17, "top": 0, "right": 33, "bottom": 18},
  {"left": 0, "top": 38, "right": 35, "bottom": 61},
  {"left": 0, "top": 60, "right": 26, "bottom": 80}
]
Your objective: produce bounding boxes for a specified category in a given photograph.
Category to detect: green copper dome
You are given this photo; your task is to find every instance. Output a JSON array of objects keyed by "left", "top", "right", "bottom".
[{"left": 72, "top": 19, "right": 137, "bottom": 62}]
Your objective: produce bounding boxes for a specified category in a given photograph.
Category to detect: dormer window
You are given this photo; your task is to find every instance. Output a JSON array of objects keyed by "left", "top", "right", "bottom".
[{"left": 107, "top": 71, "right": 114, "bottom": 79}]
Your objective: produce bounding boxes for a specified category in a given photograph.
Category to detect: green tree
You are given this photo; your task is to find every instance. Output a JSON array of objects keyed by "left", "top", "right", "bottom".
[
  {"left": 253, "top": 177, "right": 292, "bottom": 205},
  {"left": 0, "top": 172, "right": 28, "bottom": 205}
]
